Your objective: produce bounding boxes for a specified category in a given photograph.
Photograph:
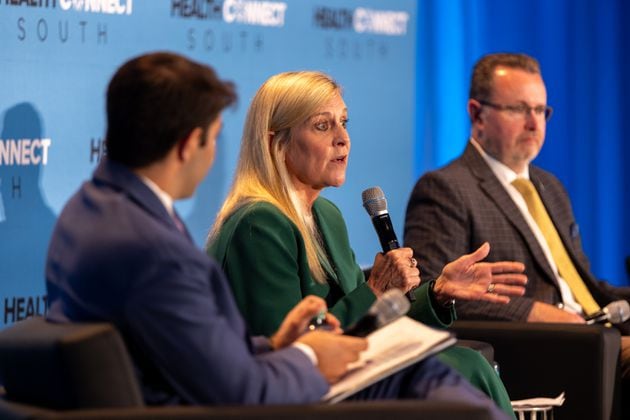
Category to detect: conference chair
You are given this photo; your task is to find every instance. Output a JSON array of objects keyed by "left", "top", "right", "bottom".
[
  {"left": 452, "top": 321, "right": 621, "bottom": 420},
  {"left": 0, "top": 317, "right": 495, "bottom": 420}
]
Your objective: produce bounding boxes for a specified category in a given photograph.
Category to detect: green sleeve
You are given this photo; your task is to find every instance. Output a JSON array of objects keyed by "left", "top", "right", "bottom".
[
  {"left": 407, "top": 281, "right": 456, "bottom": 328},
  {"left": 328, "top": 281, "right": 375, "bottom": 328}
]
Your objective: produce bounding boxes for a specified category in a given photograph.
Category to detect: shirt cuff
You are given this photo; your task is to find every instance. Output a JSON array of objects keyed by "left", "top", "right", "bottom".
[{"left": 292, "top": 342, "right": 318, "bottom": 366}]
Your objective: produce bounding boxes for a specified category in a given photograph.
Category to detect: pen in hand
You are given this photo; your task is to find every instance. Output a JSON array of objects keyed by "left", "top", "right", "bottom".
[{"left": 307, "top": 310, "right": 334, "bottom": 332}]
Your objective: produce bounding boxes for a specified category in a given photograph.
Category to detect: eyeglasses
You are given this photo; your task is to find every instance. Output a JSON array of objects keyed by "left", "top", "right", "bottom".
[{"left": 478, "top": 100, "right": 553, "bottom": 122}]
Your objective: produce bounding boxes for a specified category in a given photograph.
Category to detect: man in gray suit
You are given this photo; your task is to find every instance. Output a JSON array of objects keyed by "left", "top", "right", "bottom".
[{"left": 403, "top": 52, "right": 630, "bottom": 375}]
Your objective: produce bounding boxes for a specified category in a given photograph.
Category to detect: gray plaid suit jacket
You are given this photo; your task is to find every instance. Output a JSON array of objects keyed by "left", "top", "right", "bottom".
[{"left": 403, "top": 142, "right": 630, "bottom": 334}]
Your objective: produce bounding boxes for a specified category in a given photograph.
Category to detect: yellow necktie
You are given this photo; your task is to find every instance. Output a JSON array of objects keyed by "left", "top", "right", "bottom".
[{"left": 511, "top": 178, "right": 600, "bottom": 315}]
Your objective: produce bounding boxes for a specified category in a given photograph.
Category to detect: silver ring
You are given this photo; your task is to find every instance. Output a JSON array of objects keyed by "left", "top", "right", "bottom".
[
  {"left": 410, "top": 257, "right": 417, "bottom": 268},
  {"left": 486, "top": 283, "right": 496, "bottom": 293}
]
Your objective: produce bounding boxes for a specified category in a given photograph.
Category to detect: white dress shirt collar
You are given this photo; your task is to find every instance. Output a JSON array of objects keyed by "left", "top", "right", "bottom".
[
  {"left": 469, "top": 137, "right": 529, "bottom": 184},
  {"left": 138, "top": 175, "right": 176, "bottom": 218}
]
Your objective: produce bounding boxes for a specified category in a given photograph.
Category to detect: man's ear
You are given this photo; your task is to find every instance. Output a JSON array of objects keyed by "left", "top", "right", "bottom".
[
  {"left": 467, "top": 99, "right": 483, "bottom": 123},
  {"left": 177, "top": 127, "right": 203, "bottom": 162}
]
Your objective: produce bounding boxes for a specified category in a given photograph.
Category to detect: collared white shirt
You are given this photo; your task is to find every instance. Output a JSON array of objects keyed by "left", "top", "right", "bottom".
[
  {"left": 470, "top": 138, "right": 583, "bottom": 314},
  {"left": 139, "top": 175, "right": 176, "bottom": 219}
]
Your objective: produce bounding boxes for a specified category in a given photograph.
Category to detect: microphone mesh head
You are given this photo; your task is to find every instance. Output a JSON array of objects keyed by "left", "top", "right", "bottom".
[
  {"left": 608, "top": 300, "right": 630, "bottom": 324},
  {"left": 362, "top": 186, "right": 387, "bottom": 216},
  {"left": 370, "top": 289, "right": 410, "bottom": 327}
]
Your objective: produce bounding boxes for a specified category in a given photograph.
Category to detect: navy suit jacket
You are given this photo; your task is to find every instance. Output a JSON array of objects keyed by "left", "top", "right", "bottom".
[
  {"left": 46, "top": 158, "right": 328, "bottom": 405},
  {"left": 404, "top": 143, "right": 630, "bottom": 334}
]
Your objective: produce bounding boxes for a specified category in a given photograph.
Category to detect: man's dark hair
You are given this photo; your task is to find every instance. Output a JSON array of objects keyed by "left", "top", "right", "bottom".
[
  {"left": 469, "top": 53, "right": 541, "bottom": 101},
  {"left": 105, "top": 52, "right": 236, "bottom": 168}
]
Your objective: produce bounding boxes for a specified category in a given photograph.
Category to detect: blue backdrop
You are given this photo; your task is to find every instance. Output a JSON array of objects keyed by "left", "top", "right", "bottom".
[
  {"left": 1, "top": 0, "right": 628, "bottom": 329},
  {"left": 0, "top": 0, "right": 416, "bottom": 327}
]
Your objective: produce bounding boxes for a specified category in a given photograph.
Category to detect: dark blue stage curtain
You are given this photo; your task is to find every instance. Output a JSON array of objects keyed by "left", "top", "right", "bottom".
[{"left": 415, "top": 0, "right": 630, "bottom": 285}]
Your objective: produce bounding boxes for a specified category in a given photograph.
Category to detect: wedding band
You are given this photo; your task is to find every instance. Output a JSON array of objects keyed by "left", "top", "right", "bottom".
[
  {"left": 410, "top": 257, "right": 417, "bottom": 268},
  {"left": 486, "top": 283, "right": 496, "bottom": 293}
]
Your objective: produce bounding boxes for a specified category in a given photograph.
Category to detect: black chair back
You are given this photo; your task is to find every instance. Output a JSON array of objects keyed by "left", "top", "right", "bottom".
[{"left": 0, "top": 317, "right": 144, "bottom": 410}]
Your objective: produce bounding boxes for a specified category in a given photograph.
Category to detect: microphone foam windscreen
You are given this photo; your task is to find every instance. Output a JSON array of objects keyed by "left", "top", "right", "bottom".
[
  {"left": 608, "top": 300, "right": 630, "bottom": 324},
  {"left": 370, "top": 288, "right": 411, "bottom": 327},
  {"left": 362, "top": 186, "right": 388, "bottom": 216}
]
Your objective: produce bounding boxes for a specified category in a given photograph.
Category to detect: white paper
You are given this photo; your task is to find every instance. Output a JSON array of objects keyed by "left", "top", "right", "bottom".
[{"left": 323, "top": 316, "right": 456, "bottom": 403}]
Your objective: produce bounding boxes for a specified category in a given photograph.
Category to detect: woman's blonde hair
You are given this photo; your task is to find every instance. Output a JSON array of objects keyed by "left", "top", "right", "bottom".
[{"left": 209, "top": 71, "right": 342, "bottom": 284}]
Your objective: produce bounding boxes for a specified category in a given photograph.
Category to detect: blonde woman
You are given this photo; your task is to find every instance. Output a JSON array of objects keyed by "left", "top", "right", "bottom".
[{"left": 208, "top": 71, "right": 526, "bottom": 417}]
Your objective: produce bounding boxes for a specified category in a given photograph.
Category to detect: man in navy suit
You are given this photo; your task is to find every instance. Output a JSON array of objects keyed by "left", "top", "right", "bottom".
[{"left": 45, "top": 52, "right": 508, "bottom": 417}]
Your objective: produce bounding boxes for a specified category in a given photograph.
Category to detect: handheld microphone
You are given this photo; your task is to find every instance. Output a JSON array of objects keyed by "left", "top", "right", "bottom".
[
  {"left": 344, "top": 289, "right": 410, "bottom": 337},
  {"left": 585, "top": 300, "right": 630, "bottom": 325},
  {"left": 362, "top": 186, "right": 415, "bottom": 302}
]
